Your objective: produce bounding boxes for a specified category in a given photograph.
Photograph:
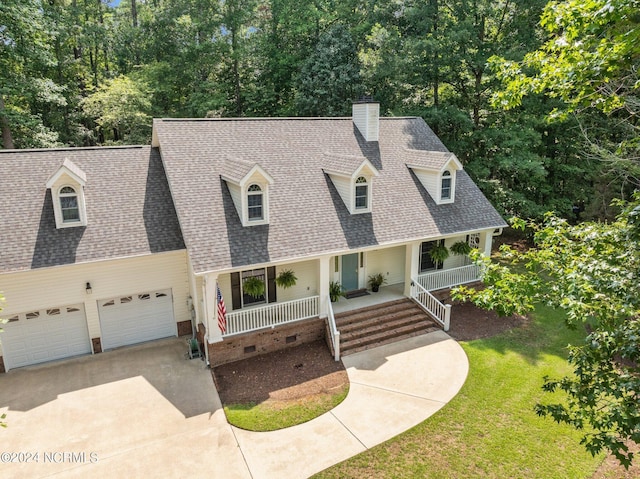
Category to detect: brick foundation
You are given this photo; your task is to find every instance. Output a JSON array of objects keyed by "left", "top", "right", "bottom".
[
  {"left": 176, "top": 320, "right": 193, "bottom": 337},
  {"left": 91, "top": 338, "right": 102, "bottom": 354},
  {"left": 206, "top": 317, "right": 326, "bottom": 367}
]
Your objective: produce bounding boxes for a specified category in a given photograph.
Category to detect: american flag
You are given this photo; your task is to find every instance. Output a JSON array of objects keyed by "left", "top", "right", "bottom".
[{"left": 216, "top": 284, "right": 227, "bottom": 334}]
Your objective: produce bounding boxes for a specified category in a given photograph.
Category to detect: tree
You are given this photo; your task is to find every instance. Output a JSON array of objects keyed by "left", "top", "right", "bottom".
[
  {"left": 490, "top": 0, "right": 640, "bottom": 187},
  {"left": 0, "top": 0, "right": 64, "bottom": 148},
  {"left": 81, "top": 75, "right": 152, "bottom": 144},
  {"left": 295, "top": 23, "right": 363, "bottom": 116},
  {"left": 453, "top": 194, "right": 640, "bottom": 467}
]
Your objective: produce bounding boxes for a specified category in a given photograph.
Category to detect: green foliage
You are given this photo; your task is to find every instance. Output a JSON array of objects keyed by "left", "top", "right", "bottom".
[
  {"left": 275, "top": 269, "right": 297, "bottom": 289},
  {"left": 453, "top": 194, "right": 640, "bottom": 466},
  {"left": 81, "top": 75, "right": 152, "bottom": 144},
  {"left": 450, "top": 241, "right": 472, "bottom": 256},
  {"left": 242, "top": 276, "right": 265, "bottom": 298},
  {"left": 367, "top": 273, "right": 387, "bottom": 289},
  {"left": 329, "top": 281, "right": 345, "bottom": 302},
  {"left": 295, "top": 23, "right": 363, "bottom": 116},
  {"left": 428, "top": 243, "right": 450, "bottom": 264}
]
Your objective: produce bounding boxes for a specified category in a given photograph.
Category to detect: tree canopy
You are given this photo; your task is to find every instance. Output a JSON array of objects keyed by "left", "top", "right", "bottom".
[{"left": 454, "top": 195, "right": 640, "bottom": 466}]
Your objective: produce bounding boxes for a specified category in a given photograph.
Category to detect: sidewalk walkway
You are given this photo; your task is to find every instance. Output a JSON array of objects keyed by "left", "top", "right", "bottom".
[{"left": 231, "top": 329, "right": 468, "bottom": 478}]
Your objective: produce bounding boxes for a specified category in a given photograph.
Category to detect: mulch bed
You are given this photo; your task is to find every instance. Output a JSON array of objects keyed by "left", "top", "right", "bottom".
[
  {"left": 213, "top": 340, "right": 348, "bottom": 405},
  {"left": 212, "top": 301, "right": 524, "bottom": 406}
]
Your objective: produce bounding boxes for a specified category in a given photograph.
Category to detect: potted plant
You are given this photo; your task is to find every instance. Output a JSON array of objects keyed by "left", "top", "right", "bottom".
[
  {"left": 450, "top": 240, "right": 472, "bottom": 256},
  {"left": 275, "top": 269, "right": 297, "bottom": 289},
  {"left": 367, "top": 272, "right": 387, "bottom": 292},
  {"left": 243, "top": 276, "right": 265, "bottom": 298},
  {"left": 329, "top": 281, "right": 345, "bottom": 302},
  {"left": 429, "top": 243, "right": 450, "bottom": 264}
]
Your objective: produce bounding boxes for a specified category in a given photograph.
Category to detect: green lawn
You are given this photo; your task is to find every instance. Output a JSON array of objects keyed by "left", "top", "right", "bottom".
[
  {"left": 224, "top": 384, "right": 349, "bottom": 432},
  {"left": 314, "top": 305, "right": 604, "bottom": 478}
]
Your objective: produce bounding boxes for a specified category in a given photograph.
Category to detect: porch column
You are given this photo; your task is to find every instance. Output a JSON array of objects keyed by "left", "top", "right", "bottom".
[
  {"left": 480, "top": 230, "right": 494, "bottom": 257},
  {"left": 404, "top": 241, "right": 420, "bottom": 296},
  {"left": 318, "top": 255, "right": 331, "bottom": 318},
  {"left": 203, "top": 273, "right": 223, "bottom": 344}
]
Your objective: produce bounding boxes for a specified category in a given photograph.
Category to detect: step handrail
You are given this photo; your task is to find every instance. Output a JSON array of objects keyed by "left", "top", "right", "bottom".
[{"left": 326, "top": 296, "right": 341, "bottom": 361}]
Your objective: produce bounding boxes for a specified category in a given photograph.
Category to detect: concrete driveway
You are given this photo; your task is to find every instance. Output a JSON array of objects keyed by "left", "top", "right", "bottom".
[
  {"left": 0, "top": 331, "right": 468, "bottom": 479},
  {"left": 0, "top": 338, "right": 249, "bottom": 479}
]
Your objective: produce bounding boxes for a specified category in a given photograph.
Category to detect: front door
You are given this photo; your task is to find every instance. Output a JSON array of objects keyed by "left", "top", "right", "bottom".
[{"left": 342, "top": 253, "right": 359, "bottom": 291}]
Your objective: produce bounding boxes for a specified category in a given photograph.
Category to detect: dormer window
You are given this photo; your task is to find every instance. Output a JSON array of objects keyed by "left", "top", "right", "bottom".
[
  {"left": 441, "top": 171, "right": 452, "bottom": 201},
  {"left": 247, "top": 184, "right": 264, "bottom": 221},
  {"left": 405, "top": 150, "right": 461, "bottom": 205},
  {"left": 355, "top": 177, "right": 369, "bottom": 210},
  {"left": 220, "top": 160, "right": 273, "bottom": 227},
  {"left": 60, "top": 186, "right": 80, "bottom": 223},
  {"left": 46, "top": 158, "right": 88, "bottom": 229}
]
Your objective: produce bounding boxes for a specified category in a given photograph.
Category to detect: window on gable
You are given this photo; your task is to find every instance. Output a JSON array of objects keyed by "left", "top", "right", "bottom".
[
  {"left": 59, "top": 186, "right": 80, "bottom": 222},
  {"left": 441, "top": 171, "right": 452, "bottom": 200},
  {"left": 355, "top": 176, "right": 368, "bottom": 210},
  {"left": 247, "top": 184, "right": 263, "bottom": 221}
]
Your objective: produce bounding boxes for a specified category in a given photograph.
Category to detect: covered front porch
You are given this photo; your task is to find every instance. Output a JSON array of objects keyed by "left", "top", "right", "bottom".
[{"left": 196, "top": 232, "right": 491, "bottom": 364}]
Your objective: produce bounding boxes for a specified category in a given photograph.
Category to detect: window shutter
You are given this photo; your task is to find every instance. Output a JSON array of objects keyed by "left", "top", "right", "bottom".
[
  {"left": 267, "top": 266, "right": 277, "bottom": 303},
  {"left": 231, "top": 272, "right": 241, "bottom": 310}
]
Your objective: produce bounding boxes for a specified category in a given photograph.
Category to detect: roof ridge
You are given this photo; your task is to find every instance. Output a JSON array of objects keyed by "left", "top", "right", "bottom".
[
  {"left": 156, "top": 116, "right": 421, "bottom": 122},
  {"left": 0, "top": 145, "right": 146, "bottom": 154}
]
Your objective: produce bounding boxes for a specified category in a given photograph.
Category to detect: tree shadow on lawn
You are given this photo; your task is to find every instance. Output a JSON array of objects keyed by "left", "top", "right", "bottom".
[{"left": 447, "top": 300, "right": 586, "bottom": 365}]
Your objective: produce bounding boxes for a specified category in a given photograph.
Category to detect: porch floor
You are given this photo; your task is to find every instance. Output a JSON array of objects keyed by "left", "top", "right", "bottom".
[{"left": 332, "top": 283, "right": 405, "bottom": 314}]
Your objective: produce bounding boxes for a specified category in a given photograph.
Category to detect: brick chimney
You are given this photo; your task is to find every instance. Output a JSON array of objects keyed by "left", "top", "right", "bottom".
[{"left": 352, "top": 97, "right": 379, "bottom": 142}]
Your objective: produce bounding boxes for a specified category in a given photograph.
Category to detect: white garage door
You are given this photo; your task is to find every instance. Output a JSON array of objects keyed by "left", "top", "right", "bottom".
[
  {"left": 98, "top": 289, "right": 176, "bottom": 350},
  {"left": 2, "top": 305, "right": 91, "bottom": 371}
]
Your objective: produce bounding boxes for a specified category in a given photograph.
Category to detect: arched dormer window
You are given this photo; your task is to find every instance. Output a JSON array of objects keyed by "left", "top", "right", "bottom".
[
  {"left": 441, "top": 170, "right": 452, "bottom": 201},
  {"left": 59, "top": 186, "right": 81, "bottom": 223},
  {"left": 247, "top": 184, "right": 264, "bottom": 221},
  {"left": 355, "top": 176, "right": 369, "bottom": 210}
]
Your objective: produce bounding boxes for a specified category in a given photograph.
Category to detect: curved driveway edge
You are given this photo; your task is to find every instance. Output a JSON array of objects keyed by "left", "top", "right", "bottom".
[{"left": 232, "top": 329, "right": 469, "bottom": 479}]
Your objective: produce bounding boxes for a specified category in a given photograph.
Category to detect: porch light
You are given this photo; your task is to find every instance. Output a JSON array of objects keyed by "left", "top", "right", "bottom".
[{"left": 86, "top": 282, "right": 92, "bottom": 294}]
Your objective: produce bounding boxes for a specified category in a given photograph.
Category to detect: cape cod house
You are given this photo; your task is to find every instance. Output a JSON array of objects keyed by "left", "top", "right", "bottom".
[{"left": 0, "top": 101, "right": 506, "bottom": 372}]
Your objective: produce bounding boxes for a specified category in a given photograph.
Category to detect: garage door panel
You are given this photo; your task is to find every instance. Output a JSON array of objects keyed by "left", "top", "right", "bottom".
[
  {"left": 99, "top": 289, "right": 176, "bottom": 350},
  {"left": 2, "top": 305, "right": 91, "bottom": 370}
]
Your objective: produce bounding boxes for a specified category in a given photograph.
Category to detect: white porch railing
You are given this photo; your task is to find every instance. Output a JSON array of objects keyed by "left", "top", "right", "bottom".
[
  {"left": 410, "top": 279, "right": 451, "bottom": 331},
  {"left": 326, "top": 296, "right": 341, "bottom": 361},
  {"left": 223, "top": 296, "right": 319, "bottom": 336},
  {"left": 418, "top": 264, "right": 481, "bottom": 292}
]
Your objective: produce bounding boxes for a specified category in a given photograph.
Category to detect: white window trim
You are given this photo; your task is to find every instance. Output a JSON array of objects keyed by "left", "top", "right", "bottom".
[
  {"left": 244, "top": 182, "right": 269, "bottom": 225},
  {"left": 52, "top": 183, "right": 87, "bottom": 228},
  {"left": 352, "top": 175, "right": 372, "bottom": 213},
  {"left": 439, "top": 170, "right": 455, "bottom": 204}
]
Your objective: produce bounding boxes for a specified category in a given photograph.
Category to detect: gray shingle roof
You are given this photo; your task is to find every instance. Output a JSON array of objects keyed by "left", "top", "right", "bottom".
[
  {"left": 403, "top": 149, "right": 457, "bottom": 171},
  {"left": 0, "top": 146, "right": 185, "bottom": 273},
  {"left": 154, "top": 117, "right": 506, "bottom": 274}
]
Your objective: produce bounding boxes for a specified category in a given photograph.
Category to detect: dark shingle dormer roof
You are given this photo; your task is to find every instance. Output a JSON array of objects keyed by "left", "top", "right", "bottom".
[
  {"left": 154, "top": 117, "right": 506, "bottom": 274},
  {"left": 0, "top": 146, "right": 185, "bottom": 273}
]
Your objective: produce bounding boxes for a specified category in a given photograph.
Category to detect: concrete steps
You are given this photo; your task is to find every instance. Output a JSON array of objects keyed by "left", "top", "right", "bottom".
[{"left": 335, "top": 299, "right": 440, "bottom": 356}]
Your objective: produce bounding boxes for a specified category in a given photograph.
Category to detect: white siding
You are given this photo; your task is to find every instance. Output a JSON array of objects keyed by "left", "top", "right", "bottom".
[
  {"left": 276, "top": 260, "right": 318, "bottom": 302},
  {"left": 0, "top": 251, "right": 190, "bottom": 356},
  {"left": 443, "top": 236, "right": 470, "bottom": 269},
  {"left": 352, "top": 102, "right": 379, "bottom": 142},
  {"left": 366, "top": 246, "right": 405, "bottom": 286},
  {"left": 330, "top": 175, "right": 352, "bottom": 212},
  {"left": 413, "top": 170, "right": 439, "bottom": 203},
  {"left": 227, "top": 182, "right": 242, "bottom": 220}
]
